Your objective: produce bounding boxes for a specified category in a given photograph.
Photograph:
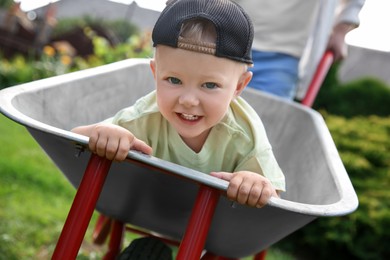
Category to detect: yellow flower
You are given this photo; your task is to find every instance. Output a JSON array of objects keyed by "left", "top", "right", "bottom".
[
  {"left": 43, "top": 45, "right": 55, "bottom": 57},
  {"left": 60, "top": 55, "right": 72, "bottom": 66}
]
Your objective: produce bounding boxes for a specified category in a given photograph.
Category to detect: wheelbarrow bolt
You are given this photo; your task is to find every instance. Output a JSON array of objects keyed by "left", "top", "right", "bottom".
[{"left": 74, "top": 144, "right": 85, "bottom": 157}]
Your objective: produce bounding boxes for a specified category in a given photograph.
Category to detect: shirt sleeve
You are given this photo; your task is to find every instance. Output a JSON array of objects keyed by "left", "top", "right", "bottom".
[{"left": 335, "top": 0, "right": 365, "bottom": 26}]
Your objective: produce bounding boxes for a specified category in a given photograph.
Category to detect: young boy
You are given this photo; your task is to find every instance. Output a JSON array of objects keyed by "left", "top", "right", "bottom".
[{"left": 72, "top": 0, "right": 285, "bottom": 208}]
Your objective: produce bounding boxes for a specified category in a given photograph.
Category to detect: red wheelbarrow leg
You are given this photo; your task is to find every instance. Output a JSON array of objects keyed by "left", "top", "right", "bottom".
[
  {"left": 177, "top": 185, "right": 220, "bottom": 260},
  {"left": 254, "top": 250, "right": 267, "bottom": 260},
  {"left": 52, "top": 154, "right": 112, "bottom": 260},
  {"left": 103, "top": 219, "right": 125, "bottom": 260},
  {"left": 92, "top": 214, "right": 113, "bottom": 245}
]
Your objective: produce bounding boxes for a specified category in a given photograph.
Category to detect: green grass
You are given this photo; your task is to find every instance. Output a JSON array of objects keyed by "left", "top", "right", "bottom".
[
  {"left": 0, "top": 114, "right": 294, "bottom": 259},
  {"left": 0, "top": 114, "right": 76, "bottom": 259}
]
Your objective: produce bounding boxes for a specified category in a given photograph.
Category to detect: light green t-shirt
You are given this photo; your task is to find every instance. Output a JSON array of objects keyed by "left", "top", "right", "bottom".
[{"left": 107, "top": 91, "right": 285, "bottom": 191}]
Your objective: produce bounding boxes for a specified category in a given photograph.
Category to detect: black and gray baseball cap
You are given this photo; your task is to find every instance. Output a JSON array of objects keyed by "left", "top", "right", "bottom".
[{"left": 152, "top": 0, "right": 254, "bottom": 65}]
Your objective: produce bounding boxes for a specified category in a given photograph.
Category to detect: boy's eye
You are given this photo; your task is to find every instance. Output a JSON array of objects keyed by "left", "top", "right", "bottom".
[
  {"left": 202, "top": 82, "right": 218, "bottom": 89},
  {"left": 167, "top": 77, "right": 182, "bottom": 85}
]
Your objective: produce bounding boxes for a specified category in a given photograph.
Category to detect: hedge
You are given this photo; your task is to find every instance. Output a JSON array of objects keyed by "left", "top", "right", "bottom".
[{"left": 313, "top": 63, "right": 390, "bottom": 117}]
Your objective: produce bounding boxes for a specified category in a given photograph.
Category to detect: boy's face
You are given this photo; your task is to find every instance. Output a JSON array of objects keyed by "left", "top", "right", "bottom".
[{"left": 150, "top": 45, "right": 252, "bottom": 151}]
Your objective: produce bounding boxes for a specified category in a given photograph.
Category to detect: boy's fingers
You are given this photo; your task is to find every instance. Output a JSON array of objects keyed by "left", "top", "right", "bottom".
[
  {"left": 256, "top": 185, "right": 273, "bottom": 208},
  {"left": 114, "top": 139, "right": 131, "bottom": 161},
  {"left": 105, "top": 136, "right": 122, "bottom": 161},
  {"left": 237, "top": 182, "right": 252, "bottom": 205},
  {"left": 256, "top": 195, "right": 270, "bottom": 208},
  {"left": 212, "top": 172, "right": 244, "bottom": 202},
  {"left": 95, "top": 134, "right": 109, "bottom": 158},
  {"left": 210, "top": 171, "right": 233, "bottom": 181},
  {"left": 247, "top": 185, "right": 262, "bottom": 207},
  {"left": 88, "top": 132, "right": 98, "bottom": 152},
  {"left": 131, "top": 138, "right": 153, "bottom": 155}
]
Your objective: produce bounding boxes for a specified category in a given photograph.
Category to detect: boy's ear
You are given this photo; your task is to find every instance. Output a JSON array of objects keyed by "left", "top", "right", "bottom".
[
  {"left": 150, "top": 60, "right": 156, "bottom": 79},
  {"left": 235, "top": 71, "right": 252, "bottom": 97}
]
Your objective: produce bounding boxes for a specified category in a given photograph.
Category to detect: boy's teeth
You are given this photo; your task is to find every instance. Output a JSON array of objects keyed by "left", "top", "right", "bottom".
[{"left": 181, "top": 113, "right": 198, "bottom": 120}]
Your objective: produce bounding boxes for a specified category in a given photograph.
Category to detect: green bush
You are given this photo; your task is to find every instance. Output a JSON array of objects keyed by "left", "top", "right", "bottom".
[
  {"left": 278, "top": 114, "right": 390, "bottom": 260},
  {"left": 51, "top": 16, "right": 139, "bottom": 43},
  {"left": 0, "top": 0, "right": 13, "bottom": 9},
  {"left": 106, "top": 19, "right": 141, "bottom": 43},
  {"left": 0, "top": 52, "right": 60, "bottom": 88},
  {"left": 313, "top": 63, "right": 390, "bottom": 117}
]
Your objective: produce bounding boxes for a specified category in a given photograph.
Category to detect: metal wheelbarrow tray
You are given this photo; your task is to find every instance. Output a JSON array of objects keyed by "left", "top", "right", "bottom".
[{"left": 0, "top": 58, "right": 358, "bottom": 259}]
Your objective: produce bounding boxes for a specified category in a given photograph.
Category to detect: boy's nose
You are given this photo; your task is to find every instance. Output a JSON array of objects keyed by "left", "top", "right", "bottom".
[{"left": 178, "top": 89, "right": 200, "bottom": 107}]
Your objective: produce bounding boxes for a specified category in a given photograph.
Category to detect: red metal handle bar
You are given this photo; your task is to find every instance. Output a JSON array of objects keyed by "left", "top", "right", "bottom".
[
  {"left": 301, "top": 51, "right": 334, "bottom": 107},
  {"left": 52, "top": 154, "right": 112, "bottom": 260}
]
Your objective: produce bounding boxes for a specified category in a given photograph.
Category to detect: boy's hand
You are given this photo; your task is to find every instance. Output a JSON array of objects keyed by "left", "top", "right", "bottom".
[
  {"left": 210, "top": 171, "right": 277, "bottom": 208},
  {"left": 73, "top": 123, "right": 152, "bottom": 161}
]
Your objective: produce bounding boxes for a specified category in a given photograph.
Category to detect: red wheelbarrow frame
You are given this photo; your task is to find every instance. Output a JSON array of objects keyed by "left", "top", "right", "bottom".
[
  {"left": 52, "top": 154, "right": 221, "bottom": 260},
  {"left": 50, "top": 51, "right": 335, "bottom": 260}
]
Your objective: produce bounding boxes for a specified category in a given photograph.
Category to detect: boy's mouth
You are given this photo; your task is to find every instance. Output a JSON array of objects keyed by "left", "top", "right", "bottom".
[{"left": 179, "top": 113, "right": 199, "bottom": 121}]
